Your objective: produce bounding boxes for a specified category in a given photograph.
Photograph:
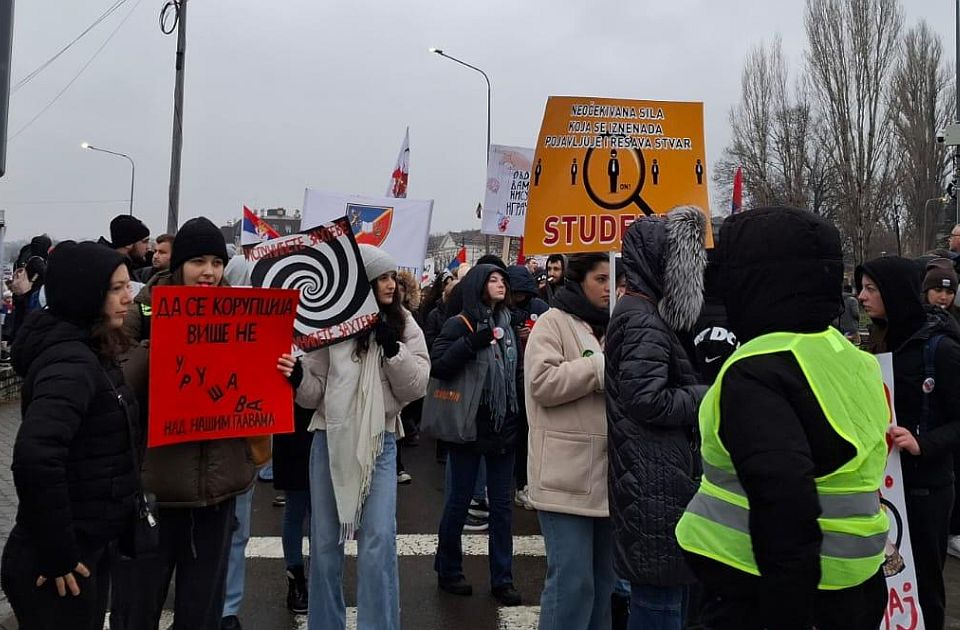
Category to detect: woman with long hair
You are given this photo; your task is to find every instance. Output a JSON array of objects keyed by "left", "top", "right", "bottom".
[
  {"left": 296, "top": 244, "right": 429, "bottom": 630},
  {"left": 2, "top": 241, "right": 137, "bottom": 629}
]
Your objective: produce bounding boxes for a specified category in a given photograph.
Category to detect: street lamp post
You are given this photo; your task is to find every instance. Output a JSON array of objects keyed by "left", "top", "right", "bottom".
[
  {"left": 429, "top": 48, "right": 491, "bottom": 161},
  {"left": 923, "top": 196, "right": 948, "bottom": 253},
  {"left": 81, "top": 142, "right": 135, "bottom": 215}
]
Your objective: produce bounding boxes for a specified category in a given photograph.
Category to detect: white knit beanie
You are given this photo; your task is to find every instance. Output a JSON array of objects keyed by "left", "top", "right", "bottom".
[{"left": 358, "top": 244, "right": 397, "bottom": 281}]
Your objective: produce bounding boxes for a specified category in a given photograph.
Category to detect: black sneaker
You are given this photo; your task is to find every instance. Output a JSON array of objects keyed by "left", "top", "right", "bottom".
[
  {"left": 286, "top": 565, "right": 308, "bottom": 614},
  {"left": 468, "top": 498, "right": 489, "bottom": 518},
  {"left": 491, "top": 584, "right": 522, "bottom": 606},
  {"left": 221, "top": 615, "right": 242, "bottom": 630},
  {"left": 397, "top": 470, "right": 413, "bottom": 485},
  {"left": 462, "top": 514, "right": 489, "bottom": 532},
  {"left": 272, "top": 494, "right": 286, "bottom": 507},
  {"left": 438, "top": 575, "right": 473, "bottom": 596}
]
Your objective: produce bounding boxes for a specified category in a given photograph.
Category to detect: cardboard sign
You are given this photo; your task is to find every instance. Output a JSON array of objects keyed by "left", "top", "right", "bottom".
[
  {"left": 877, "top": 353, "right": 925, "bottom": 629},
  {"left": 302, "top": 189, "right": 434, "bottom": 280},
  {"left": 249, "top": 217, "right": 380, "bottom": 353},
  {"left": 524, "top": 96, "right": 711, "bottom": 255},
  {"left": 147, "top": 286, "right": 299, "bottom": 448},
  {"left": 481, "top": 145, "right": 534, "bottom": 238}
]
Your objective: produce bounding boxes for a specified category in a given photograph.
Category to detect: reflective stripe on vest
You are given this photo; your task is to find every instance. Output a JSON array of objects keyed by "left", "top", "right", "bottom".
[{"left": 675, "top": 328, "right": 890, "bottom": 590}]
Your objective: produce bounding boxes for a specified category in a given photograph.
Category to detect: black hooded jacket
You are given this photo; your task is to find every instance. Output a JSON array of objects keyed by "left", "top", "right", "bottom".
[
  {"left": 10, "top": 312, "right": 139, "bottom": 577},
  {"left": 430, "top": 265, "right": 519, "bottom": 455},
  {"left": 857, "top": 256, "right": 960, "bottom": 490},
  {"left": 605, "top": 208, "right": 707, "bottom": 587},
  {"left": 687, "top": 207, "right": 883, "bottom": 627}
]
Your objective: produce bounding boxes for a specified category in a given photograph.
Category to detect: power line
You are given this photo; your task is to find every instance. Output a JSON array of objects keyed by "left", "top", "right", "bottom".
[
  {"left": 8, "top": 0, "right": 144, "bottom": 142},
  {"left": 12, "top": 0, "right": 128, "bottom": 94}
]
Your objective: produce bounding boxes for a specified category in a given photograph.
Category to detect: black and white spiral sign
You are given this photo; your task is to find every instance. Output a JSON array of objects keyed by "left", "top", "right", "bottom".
[{"left": 249, "top": 216, "right": 379, "bottom": 353}]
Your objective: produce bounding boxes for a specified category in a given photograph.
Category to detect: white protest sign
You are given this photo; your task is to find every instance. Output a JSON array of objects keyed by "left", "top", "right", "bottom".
[
  {"left": 877, "top": 353, "right": 924, "bottom": 630},
  {"left": 481, "top": 145, "right": 534, "bottom": 238},
  {"left": 302, "top": 189, "right": 433, "bottom": 280}
]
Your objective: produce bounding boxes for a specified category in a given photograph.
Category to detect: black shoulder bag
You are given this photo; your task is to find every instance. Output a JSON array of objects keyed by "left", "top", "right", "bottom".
[{"left": 102, "top": 365, "right": 160, "bottom": 558}]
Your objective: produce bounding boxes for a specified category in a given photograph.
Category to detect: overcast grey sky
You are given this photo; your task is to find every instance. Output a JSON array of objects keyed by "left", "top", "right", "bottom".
[{"left": 0, "top": 0, "right": 955, "bottom": 241}]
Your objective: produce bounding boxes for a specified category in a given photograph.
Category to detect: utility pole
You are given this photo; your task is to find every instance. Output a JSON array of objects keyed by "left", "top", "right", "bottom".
[
  {"left": 166, "top": 0, "right": 187, "bottom": 234},
  {"left": 0, "top": 0, "right": 14, "bottom": 179}
]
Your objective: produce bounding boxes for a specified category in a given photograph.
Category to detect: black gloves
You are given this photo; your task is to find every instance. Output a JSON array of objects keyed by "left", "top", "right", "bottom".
[
  {"left": 375, "top": 320, "right": 401, "bottom": 358},
  {"left": 468, "top": 326, "right": 495, "bottom": 351},
  {"left": 287, "top": 359, "right": 304, "bottom": 389}
]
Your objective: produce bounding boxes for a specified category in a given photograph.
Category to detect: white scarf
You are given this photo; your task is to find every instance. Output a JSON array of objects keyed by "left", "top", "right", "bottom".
[{"left": 324, "top": 339, "right": 386, "bottom": 542}]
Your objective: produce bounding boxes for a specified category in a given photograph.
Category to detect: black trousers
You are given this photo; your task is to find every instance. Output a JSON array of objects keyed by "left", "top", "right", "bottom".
[
  {"left": 698, "top": 568, "right": 886, "bottom": 630},
  {"left": 0, "top": 526, "right": 111, "bottom": 630},
  {"left": 905, "top": 484, "right": 953, "bottom": 630},
  {"left": 109, "top": 498, "right": 236, "bottom": 630}
]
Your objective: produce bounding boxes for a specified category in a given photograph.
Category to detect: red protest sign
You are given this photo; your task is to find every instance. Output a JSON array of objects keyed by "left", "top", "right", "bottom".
[{"left": 147, "top": 286, "right": 299, "bottom": 448}]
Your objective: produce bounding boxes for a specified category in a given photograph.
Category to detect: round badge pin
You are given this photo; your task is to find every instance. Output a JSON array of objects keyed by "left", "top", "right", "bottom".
[
  {"left": 493, "top": 327, "right": 505, "bottom": 340},
  {"left": 582, "top": 350, "right": 594, "bottom": 358},
  {"left": 923, "top": 377, "right": 936, "bottom": 394}
]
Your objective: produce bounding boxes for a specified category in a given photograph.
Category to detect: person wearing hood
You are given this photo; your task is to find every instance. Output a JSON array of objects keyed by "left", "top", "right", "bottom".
[
  {"left": 690, "top": 245, "right": 738, "bottom": 383},
  {"left": 506, "top": 264, "right": 549, "bottom": 509},
  {"left": 109, "top": 217, "right": 296, "bottom": 630},
  {"left": 1, "top": 242, "right": 138, "bottom": 629},
  {"left": 295, "top": 244, "right": 429, "bottom": 630},
  {"left": 431, "top": 264, "right": 523, "bottom": 606},
  {"left": 605, "top": 206, "right": 708, "bottom": 630},
  {"left": 857, "top": 255, "right": 960, "bottom": 630},
  {"left": 524, "top": 253, "right": 614, "bottom": 630},
  {"left": 675, "top": 208, "right": 890, "bottom": 629}
]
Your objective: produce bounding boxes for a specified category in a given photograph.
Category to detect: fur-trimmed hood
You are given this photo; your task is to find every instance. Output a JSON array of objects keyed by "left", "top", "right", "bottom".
[{"left": 621, "top": 206, "right": 707, "bottom": 331}]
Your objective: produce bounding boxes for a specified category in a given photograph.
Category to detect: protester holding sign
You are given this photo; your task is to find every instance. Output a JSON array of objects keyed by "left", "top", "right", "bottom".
[
  {"left": 0, "top": 242, "right": 137, "bottom": 629},
  {"left": 605, "top": 206, "right": 707, "bottom": 630},
  {"left": 856, "top": 255, "right": 960, "bottom": 630},
  {"left": 110, "top": 217, "right": 298, "bottom": 630},
  {"left": 295, "top": 244, "right": 429, "bottom": 630},
  {"left": 676, "top": 208, "right": 890, "bottom": 629},
  {"left": 430, "top": 264, "right": 523, "bottom": 607}
]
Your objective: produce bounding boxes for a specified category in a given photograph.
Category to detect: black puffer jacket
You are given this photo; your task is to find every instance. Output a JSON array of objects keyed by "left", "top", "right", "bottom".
[
  {"left": 606, "top": 207, "right": 707, "bottom": 586},
  {"left": 431, "top": 265, "right": 520, "bottom": 455},
  {"left": 11, "top": 311, "right": 139, "bottom": 576},
  {"left": 856, "top": 257, "right": 960, "bottom": 490}
]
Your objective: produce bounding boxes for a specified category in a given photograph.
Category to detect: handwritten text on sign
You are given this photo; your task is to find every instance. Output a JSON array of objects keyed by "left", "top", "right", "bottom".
[{"left": 147, "top": 286, "right": 299, "bottom": 448}]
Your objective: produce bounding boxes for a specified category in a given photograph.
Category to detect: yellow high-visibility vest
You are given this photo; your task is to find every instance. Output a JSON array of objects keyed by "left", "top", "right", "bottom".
[{"left": 676, "top": 328, "right": 890, "bottom": 590}]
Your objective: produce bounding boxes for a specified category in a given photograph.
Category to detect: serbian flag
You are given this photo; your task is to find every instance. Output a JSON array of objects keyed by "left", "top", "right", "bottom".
[
  {"left": 241, "top": 206, "right": 281, "bottom": 246},
  {"left": 447, "top": 246, "right": 467, "bottom": 272},
  {"left": 731, "top": 167, "right": 743, "bottom": 214},
  {"left": 386, "top": 127, "right": 410, "bottom": 199}
]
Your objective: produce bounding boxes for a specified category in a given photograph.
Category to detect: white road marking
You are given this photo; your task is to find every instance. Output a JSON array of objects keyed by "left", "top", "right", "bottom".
[
  {"left": 245, "top": 534, "right": 546, "bottom": 559},
  {"left": 499, "top": 605, "right": 540, "bottom": 629}
]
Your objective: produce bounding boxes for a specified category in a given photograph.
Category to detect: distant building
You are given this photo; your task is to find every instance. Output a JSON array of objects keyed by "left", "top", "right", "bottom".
[
  {"left": 220, "top": 207, "right": 302, "bottom": 245},
  {"left": 426, "top": 230, "right": 520, "bottom": 276}
]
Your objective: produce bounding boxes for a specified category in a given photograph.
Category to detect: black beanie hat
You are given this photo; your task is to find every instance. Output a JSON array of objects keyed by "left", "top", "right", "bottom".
[
  {"left": 923, "top": 261, "right": 958, "bottom": 293},
  {"left": 110, "top": 215, "right": 150, "bottom": 249},
  {"left": 170, "top": 217, "right": 229, "bottom": 272},
  {"left": 46, "top": 241, "right": 126, "bottom": 325}
]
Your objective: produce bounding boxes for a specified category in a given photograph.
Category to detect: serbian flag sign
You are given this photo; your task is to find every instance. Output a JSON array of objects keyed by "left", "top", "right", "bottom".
[
  {"left": 241, "top": 206, "right": 281, "bottom": 246},
  {"left": 731, "top": 167, "right": 743, "bottom": 215},
  {"left": 249, "top": 216, "right": 380, "bottom": 354},
  {"left": 386, "top": 127, "right": 410, "bottom": 199},
  {"left": 447, "top": 246, "right": 467, "bottom": 271},
  {"left": 147, "top": 286, "right": 299, "bottom": 447}
]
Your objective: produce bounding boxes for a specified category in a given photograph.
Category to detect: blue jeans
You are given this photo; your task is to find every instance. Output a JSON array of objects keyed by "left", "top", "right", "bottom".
[
  {"left": 435, "top": 449, "right": 514, "bottom": 587},
  {"left": 538, "top": 511, "right": 616, "bottom": 630},
  {"left": 629, "top": 584, "right": 688, "bottom": 630},
  {"left": 282, "top": 490, "right": 311, "bottom": 570},
  {"left": 309, "top": 431, "right": 399, "bottom": 630},
  {"left": 222, "top": 486, "right": 254, "bottom": 617}
]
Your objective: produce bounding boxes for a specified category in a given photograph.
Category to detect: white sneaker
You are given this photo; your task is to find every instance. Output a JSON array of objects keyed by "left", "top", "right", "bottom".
[
  {"left": 514, "top": 486, "right": 534, "bottom": 511},
  {"left": 948, "top": 535, "right": 960, "bottom": 559}
]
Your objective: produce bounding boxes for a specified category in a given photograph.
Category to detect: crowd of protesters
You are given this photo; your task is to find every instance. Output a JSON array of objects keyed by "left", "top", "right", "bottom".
[{"left": 3, "top": 206, "right": 960, "bottom": 630}]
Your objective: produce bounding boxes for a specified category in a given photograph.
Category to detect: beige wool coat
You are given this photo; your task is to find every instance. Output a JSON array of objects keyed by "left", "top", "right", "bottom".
[{"left": 524, "top": 307, "right": 608, "bottom": 517}]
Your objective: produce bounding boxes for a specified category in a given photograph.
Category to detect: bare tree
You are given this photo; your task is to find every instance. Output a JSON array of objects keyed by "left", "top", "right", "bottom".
[
  {"left": 805, "top": 0, "right": 903, "bottom": 264},
  {"left": 888, "top": 21, "right": 955, "bottom": 254}
]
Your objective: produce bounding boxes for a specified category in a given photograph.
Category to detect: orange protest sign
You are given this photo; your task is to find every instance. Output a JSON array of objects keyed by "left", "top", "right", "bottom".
[
  {"left": 147, "top": 286, "right": 299, "bottom": 448},
  {"left": 524, "top": 96, "right": 711, "bottom": 255}
]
